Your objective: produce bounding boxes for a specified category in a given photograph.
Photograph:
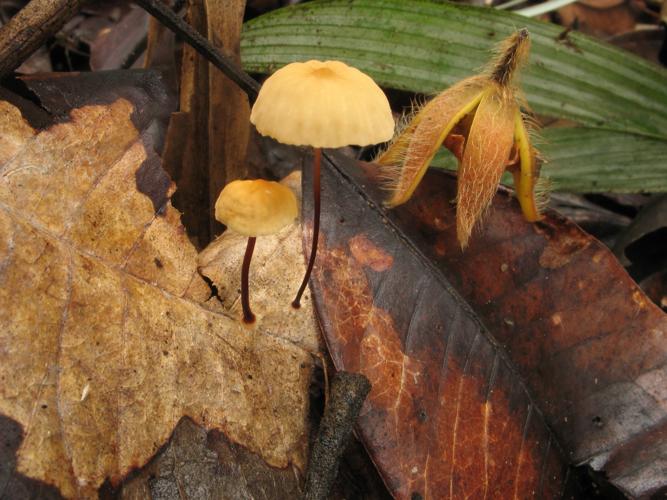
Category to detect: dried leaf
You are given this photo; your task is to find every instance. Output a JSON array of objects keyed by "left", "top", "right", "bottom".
[
  {"left": 557, "top": 1, "right": 637, "bottom": 38},
  {"left": 391, "top": 170, "right": 667, "bottom": 499},
  {"left": 89, "top": 7, "right": 149, "bottom": 71},
  {"left": 0, "top": 99, "right": 311, "bottom": 498},
  {"left": 198, "top": 171, "right": 322, "bottom": 355},
  {"left": 304, "top": 152, "right": 667, "bottom": 498},
  {"left": 117, "top": 417, "right": 303, "bottom": 499}
]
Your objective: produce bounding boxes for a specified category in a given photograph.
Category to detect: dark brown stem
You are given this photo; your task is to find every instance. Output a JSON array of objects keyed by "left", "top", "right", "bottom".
[
  {"left": 241, "top": 236, "right": 256, "bottom": 324},
  {"left": 134, "top": 0, "right": 260, "bottom": 101},
  {"left": 293, "top": 147, "right": 322, "bottom": 308},
  {"left": 0, "top": 0, "right": 85, "bottom": 80}
]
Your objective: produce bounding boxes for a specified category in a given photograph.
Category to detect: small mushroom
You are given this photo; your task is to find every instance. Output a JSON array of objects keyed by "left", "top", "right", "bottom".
[
  {"left": 250, "top": 60, "right": 394, "bottom": 307},
  {"left": 215, "top": 179, "right": 298, "bottom": 323}
]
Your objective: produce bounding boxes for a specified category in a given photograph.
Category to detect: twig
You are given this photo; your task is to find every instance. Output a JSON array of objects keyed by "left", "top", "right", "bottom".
[
  {"left": 0, "top": 0, "right": 85, "bottom": 80},
  {"left": 515, "top": 0, "right": 578, "bottom": 16},
  {"left": 303, "top": 372, "right": 371, "bottom": 500},
  {"left": 134, "top": 0, "right": 260, "bottom": 101}
]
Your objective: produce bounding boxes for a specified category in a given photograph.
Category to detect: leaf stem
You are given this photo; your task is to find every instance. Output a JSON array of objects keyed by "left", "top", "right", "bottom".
[{"left": 134, "top": 0, "right": 260, "bottom": 101}]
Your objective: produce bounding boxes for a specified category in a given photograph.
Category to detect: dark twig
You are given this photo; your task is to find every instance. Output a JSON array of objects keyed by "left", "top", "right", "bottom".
[
  {"left": 303, "top": 372, "right": 371, "bottom": 500},
  {"left": 0, "top": 0, "right": 85, "bottom": 80},
  {"left": 134, "top": 0, "right": 260, "bottom": 101}
]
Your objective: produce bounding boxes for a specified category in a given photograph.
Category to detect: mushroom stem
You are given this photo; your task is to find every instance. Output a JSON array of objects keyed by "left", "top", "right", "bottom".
[
  {"left": 241, "top": 236, "right": 257, "bottom": 323},
  {"left": 293, "top": 147, "right": 322, "bottom": 308}
]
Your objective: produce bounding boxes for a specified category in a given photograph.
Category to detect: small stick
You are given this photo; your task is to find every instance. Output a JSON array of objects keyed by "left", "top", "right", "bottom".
[
  {"left": 303, "top": 371, "right": 371, "bottom": 500},
  {"left": 293, "top": 147, "right": 322, "bottom": 308},
  {"left": 0, "top": 0, "right": 85, "bottom": 79},
  {"left": 134, "top": 0, "right": 260, "bottom": 101},
  {"left": 241, "top": 236, "right": 256, "bottom": 324}
]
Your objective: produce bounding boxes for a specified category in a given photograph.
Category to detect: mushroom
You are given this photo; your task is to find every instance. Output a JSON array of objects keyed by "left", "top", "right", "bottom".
[
  {"left": 215, "top": 179, "right": 298, "bottom": 323},
  {"left": 250, "top": 60, "right": 394, "bottom": 307}
]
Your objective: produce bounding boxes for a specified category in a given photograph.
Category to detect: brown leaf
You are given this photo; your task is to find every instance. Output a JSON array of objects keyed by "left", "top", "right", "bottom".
[
  {"left": 0, "top": 101, "right": 35, "bottom": 164},
  {"left": 0, "top": 99, "right": 311, "bottom": 498},
  {"left": 305, "top": 152, "right": 666, "bottom": 498},
  {"left": 394, "top": 170, "right": 667, "bottom": 499},
  {"left": 116, "top": 417, "right": 303, "bottom": 499},
  {"left": 89, "top": 7, "right": 149, "bottom": 71},
  {"left": 556, "top": 0, "right": 638, "bottom": 38}
]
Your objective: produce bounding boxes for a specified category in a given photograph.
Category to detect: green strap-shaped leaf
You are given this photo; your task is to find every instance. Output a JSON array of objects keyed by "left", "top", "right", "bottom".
[
  {"left": 242, "top": 0, "right": 667, "bottom": 193},
  {"left": 241, "top": 0, "right": 667, "bottom": 141},
  {"left": 432, "top": 128, "right": 667, "bottom": 192},
  {"left": 537, "top": 128, "right": 667, "bottom": 192}
]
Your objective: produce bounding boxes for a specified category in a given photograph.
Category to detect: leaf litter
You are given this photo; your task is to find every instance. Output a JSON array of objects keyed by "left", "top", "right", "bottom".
[
  {"left": 303, "top": 151, "right": 667, "bottom": 499},
  {"left": 0, "top": 98, "right": 313, "bottom": 498}
]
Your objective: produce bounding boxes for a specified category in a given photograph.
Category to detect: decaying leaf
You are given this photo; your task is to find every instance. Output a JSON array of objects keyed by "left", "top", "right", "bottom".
[
  {"left": 0, "top": 101, "right": 35, "bottom": 164},
  {"left": 117, "top": 417, "right": 303, "bottom": 499},
  {"left": 392, "top": 169, "right": 667, "bottom": 499},
  {"left": 304, "top": 152, "right": 667, "bottom": 498},
  {"left": 198, "top": 171, "right": 322, "bottom": 355},
  {"left": 0, "top": 99, "right": 311, "bottom": 498},
  {"left": 301, "top": 154, "right": 571, "bottom": 498}
]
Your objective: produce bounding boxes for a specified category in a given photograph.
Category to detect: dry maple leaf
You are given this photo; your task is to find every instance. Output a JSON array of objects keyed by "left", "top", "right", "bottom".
[{"left": 0, "top": 99, "right": 311, "bottom": 498}]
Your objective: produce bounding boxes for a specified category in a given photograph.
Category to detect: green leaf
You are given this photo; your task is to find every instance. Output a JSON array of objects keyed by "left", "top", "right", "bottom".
[
  {"left": 241, "top": 0, "right": 667, "bottom": 141},
  {"left": 432, "top": 127, "right": 667, "bottom": 192}
]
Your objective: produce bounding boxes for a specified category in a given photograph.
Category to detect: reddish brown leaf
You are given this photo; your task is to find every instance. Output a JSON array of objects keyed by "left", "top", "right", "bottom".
[{"left": 305, "top": 152, "right": 666, "bottom": 498}]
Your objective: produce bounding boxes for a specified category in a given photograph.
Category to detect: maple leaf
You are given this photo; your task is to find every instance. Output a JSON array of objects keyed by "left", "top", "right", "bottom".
[{"left": 0, "top": 99, "right": 311, "bottom": 498}]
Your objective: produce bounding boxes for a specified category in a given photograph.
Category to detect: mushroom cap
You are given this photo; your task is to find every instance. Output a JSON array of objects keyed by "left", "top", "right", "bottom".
[
  {"left": 215, "top": 179, "right": 298, "bottom": 237},
  {"left": 250, "top": 60, "right": 394, "bottom": 148}
]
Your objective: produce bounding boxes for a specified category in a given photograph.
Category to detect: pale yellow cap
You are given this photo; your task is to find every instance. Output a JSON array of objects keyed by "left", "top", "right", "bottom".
[
  {"left": 250, "top": 60, "right": 394, "bottom": 148},
  {"left": 215, "top": 179, "right": 298, "bottom": 237}
]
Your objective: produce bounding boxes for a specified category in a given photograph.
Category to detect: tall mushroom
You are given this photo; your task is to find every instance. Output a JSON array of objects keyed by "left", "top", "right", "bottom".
[
  {"left": 250, "top": 60, "right": 394, "bottom": 308},
  {"left": 215, "top": 179, "right": 298, "bottom": 323}
]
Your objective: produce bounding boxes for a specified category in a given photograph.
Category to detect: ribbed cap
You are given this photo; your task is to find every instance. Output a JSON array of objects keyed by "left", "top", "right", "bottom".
[
  {"left": 215, "top": 179, "right": 298, "bottom": 237},
  {"left": 250, "top": 60, "right": 394, "bottom": 148}
]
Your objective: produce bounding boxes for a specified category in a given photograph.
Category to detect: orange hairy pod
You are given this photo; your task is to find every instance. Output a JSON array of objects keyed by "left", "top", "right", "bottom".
[{"left": 378, "top": 29, "right": 544, "bottom": 248}]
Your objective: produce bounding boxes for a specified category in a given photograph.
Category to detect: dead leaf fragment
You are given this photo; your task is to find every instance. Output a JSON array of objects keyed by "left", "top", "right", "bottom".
[
  {"left": 118, "top": 417, "right": 304, "bottom": 499},
  {"left": 0, "top": 101, "right": 35, "bottom": 164},
  {"left": 0, "top": 100, "right": 311, "bottom": 498},
  {"left": 303, "top": 155, "right": 569, "bottom": 499}
]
